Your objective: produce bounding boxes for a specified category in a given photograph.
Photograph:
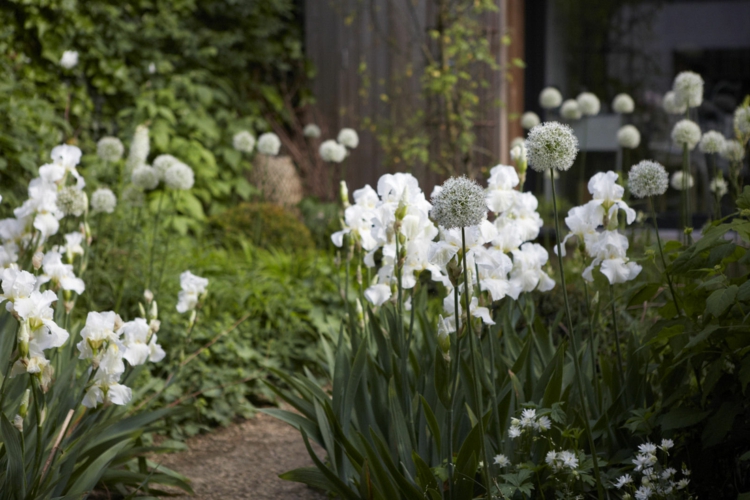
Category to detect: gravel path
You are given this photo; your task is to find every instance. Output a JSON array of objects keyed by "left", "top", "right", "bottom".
[{"left": 159, "top": 409, "right": 326, "bottom": 499}]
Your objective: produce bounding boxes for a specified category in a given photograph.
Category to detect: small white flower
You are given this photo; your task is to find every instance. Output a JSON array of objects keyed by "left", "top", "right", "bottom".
[
  {"left": 493, "top": 454, "right": 510, "bottom": 467},
  {"left": 536, "top": 415, "right": 551, "bottom": 431},
  {"left": 176, "top": 271, "right": 209, "bottom": 313},
  {"left": 153, "top": 154, "right": 181, "bottom": 179},
  {"left": 131, "top": 165, "right": 160, "bottom": 190},
  {"left": 60, "top": 50, "right": 78, "bottom": 69},
  {"left": 164, "top": 163, "right": 195, "bottom": 190},
  {"left": 676, "top": 478, "right": 690, "bottom": 490},
  {"left": 545, "top": 451, "right": 557, "bottom": 467},
  {"left": 97, "top": 137, "right": 125, "bottom": 162},
  {"left": 91, "top": 188, "right": 117, "bottom": 214},
  {"left": 520, "top": 111, "right": 540, "bottom": 130},
  {"left": 721, "top": 139, "right": 746, "bottom": 163},
  {"left": 614, "top": 474, "right": 633, "bottom": 489},
  {"left": 319, "top": 140, "right": 347, "bottom": 163},
  {"left": 148, "top": 62, "right": 156, "bottom": 74},
  {"left": 673, "top": 71, "right": 703, "bottom": 108},
  {"left": 710, "top": 176, "right": 728, "bottom": 198},
  {"left": 699, "top": 131, "right": 726, "bottom": 154},
  {"left": 559, "top": 450, "right": 578, "bottom": 470},
  {"left": 634, "top": 485, "right": 653, "bottom": 500},
  {"left": 560, "top": 99, "right": 582, "bottom": 120},
  {"left": 671, "top": 119, "right": 701, "bottom": 150},
  {"left": 612, "top": 93, "right": 635, "bottom": 114},
  {"left": 526, "top": 122, "right": 579, "bottom": 172},
  {"left": 670, "top": 171, "right": 694, "bottom": 191},
  {"left": 617, "top": 125, "right": 641, "bottom": 149},
  {"left": 661, "top": 467, "right": 676, "bottom": 479},
  {"left": 232, "top": 131, "right": 256, "bottom": 154},
  {"left": 539, "top": 87, "right": 562, "bottom": 109},
  {"left": 663, "top": 91, "right": 687, "bottom": 115},
  {"left": 577, "top": 92, "right": 601, "bottom": 116},
  {"left": 257, "top": 132, "right": 281, "bottom": 156},
  {"left": 520, "top": 408, "right": 537, "bottom": 428},
  {"left": 508, "top": 425, "right": 522, "bottom": 439},
  {"left": 337, "top": 128, "right": 359, "bottom": 149},
  {"left": 303, "top": 124, "right": 321, "bottom": 138}
]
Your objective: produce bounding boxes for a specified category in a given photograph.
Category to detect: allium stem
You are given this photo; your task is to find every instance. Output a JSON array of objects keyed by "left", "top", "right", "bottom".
[
  {"left": 681, "top": 144, "right": 692, "bottom": 245},
  {"left": 447, "top": 281, "right": 462, "bottom": 496},
  {"left": 609, "top": 284, "right": 626, "bottom": 390},
  {"left": 550, "top": 170, "right": 605, "bottom": 500},
  {"left": 461, "top": 227, "right": 490, "bottom": 495},
  {"left": 583, "top": 280, "right": 601, "bottom": 410},
  {"left": 649, "top": 197, "right": 682, "bottom": 316}
]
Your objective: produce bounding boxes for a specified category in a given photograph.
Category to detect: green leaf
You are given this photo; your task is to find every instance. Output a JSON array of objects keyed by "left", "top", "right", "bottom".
[
  {"left": 0, "top": 413, "right": 25, "bottom": 499},
  {"left": 736, "top": 185, "right": 750, "bottom": 209},
  {"left": 660, "top": 407, "right": 711, "bottom": 430},
  {"left": 702, "top": 402, "right": 743, "bottom": 448},
  {"left": 627, "top": 282, "right": 660, "bottom": 307},
  {"left": 705, "top": 285, "right": 738, "bottom": 318},
  {"left": 738, "top": 279, "right": 750, "bottom": 302}
]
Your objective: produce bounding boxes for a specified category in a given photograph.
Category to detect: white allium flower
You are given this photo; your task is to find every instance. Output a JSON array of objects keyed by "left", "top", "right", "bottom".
[
  {"left": 628, "top": 160, "right": 669, "bottom": 198},
  {"left": 710, "top": 176, "right": 728, "bottom": 198},
  {"left": 526, "top": 121, "right": 579, "bottom": 172},
  {"left": 303, "top": 123, "right": 321, "bottom": 138},
  {"left": 126, "top": 125, "right": 150, "bottom": 173},
  {"left": 699, "top": 131, "right": 726, "bottom": 154},
  {"left": 97, "top": 137, "right": 125, "bottom": 162},
  {"left": 176, "top": 271, "right": 209, "bottom": 313},
  {"left": 319, "top": 139, "right": 347, "bottom": 163},
  {"left": 493, "top": 454, "right": 510, "bottom": 467},
  {"left": 257, "top": 132, "right": 281, "bottom": 156},
  {"left": 337, "top": 128, "right": 359, "bottom": 149},
  {"left": 560, "top": 99, "right": 582, "bottom": 120},
  {"left": 164, "top": 163, "right": 195, "bottom": 190},
  {"left": 577, "top": 92, "right": 601, "bottom": 116},
  {"left": 617, "top": 125, "right": 641, "bottom": 149},
  {"left": 721, "top": 139, "right": 746, "bottom": 163},
  {"left": 56, "top": 187, "right": 88, "bottom": 217},
  {"left": 153, "top": 154, "right": 180, "bottom": 179},
  {"left": 612, "top": 93, "right": 635, "bottom": 114},
  {"left": 60, "top": 50, "right": 78, "bottom": 69},
  {"left": 90, "top": 188, "right": 117, "bottom": 214},
  {"left": 662, "top": 91, "right": 687, "bottom": 115},
  {"left": 430, "top": 176, "right": 487, "bottom": 229},
  {"left": 614, "top": 474, "right": 633, "bottom": 489},
  {"left": 232, "top": 131, "right": 256, "bottom": 154},
  {"left": 148, "top": 62, "right": 156, "bottom": 74},
  {"left": 670, "top": 171, "right": 694, "bottom": 191},
  {"left": 673, "top": 71, "right": 704, "bottom": 108},
  {"left": 131, "top": 165, "right": 160, "bottom": 191},
  {"left": 539, "top": 87, "right": 562, "bottom": 109},
  {"left": 671, "top": 119, "right": 701, "bottom": 150},
  {"left": 520, "top": 111, "right": 540, "bottom": 130},
  {"left": 734, "top": 105, "right": 750, "bottom": 136}
]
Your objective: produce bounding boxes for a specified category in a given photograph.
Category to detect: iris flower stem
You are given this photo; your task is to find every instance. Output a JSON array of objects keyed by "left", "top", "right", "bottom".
[
  {"left": 550, "top": 169, "right": 605, "bottom": 500},
  {"left": 609, "top": 284, "right": 626, "bottom": 391},
  {"left": 649, "top": 198, "right": 682, "bottom": 316},
  {"left": 583, "top": 280, "right": 601, "bottom": 410}
]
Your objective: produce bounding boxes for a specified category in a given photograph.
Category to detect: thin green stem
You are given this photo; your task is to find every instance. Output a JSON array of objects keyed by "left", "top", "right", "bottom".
[
  {"left": 550, "top": 170, "right": 605, "bottom": 500},
  {"left": 155, "top": 191, "right": 179, "bottom": 297},
  {"left": 447, "top": 281, "right": 462, "bottom": 498},
  {"left": 147, "top": 190, "right": 166, "bottom": 290},
  {"left": 115, "top": 207, "right": 143, "bottom": 311},
  {"left": 609, "top": 284, "right": 626, "bottom": 390},
  {"left": 649, "top": 198, "right": 682, "bottom": 316},
  {"left": 583, "top": 280, "right": 600, "bottom": 410}
]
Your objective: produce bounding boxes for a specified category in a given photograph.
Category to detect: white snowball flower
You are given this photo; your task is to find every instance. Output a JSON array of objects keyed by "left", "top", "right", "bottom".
[
  {"left": 628, "top": 160, "right": 669, "bottom": 198},
  {"left": 337, "top": 128, "right": 359, "bottom": 149},
  {"left": 721, "top": 139, "right": 746, "bottom": 163},
  {"left": 257, "top": 132, "right": 281, "bottom": 156},
  {"left": 319, "top": 139, "right": 347, "bottom": 163},
  {"left": 131, "top": 165, "right": 160, "bottom": 190},
  {"left": 671, "top": 119, "right": 701, "bottom": 150},
  {"left": 734, "top": 105, "right": 750, "bottom": 136},
  {"left": 126, "top": 125, "right": 150, "bottom": 173},
  {"left": 699, "top": 131, "right": 726, "bottom": 154},
  {"left": 176, "top": 271, "right": 209, "bottom": 313},
  {"left": 612, "top": 93, "right": 634, "bottom": 114},
  {"left": 56, "top": 187, "right": 88, "bottom": 217},
  {"left": 520, "top": 112, "right": 540, "bottom": 130},
  {"left": 670, "top": 171, "right": 694, "bottom": 191},
  {"left": 560, "top": 99, "right": 582, "bottom": 120},
  {"left": 60, "top": 50, "right": 78, "bottom": 69},
  {"left": 303, "top": 124, "right": 321, "bottom": 138},
  {"left": 577, "top": 92, "right": 601, "bottom": 116},
  {"left": 430, "top": 177, "right": 487, "bottom": 229},
  {"left": 91, "top": 188, "right": 117, "bottom": 214},
  {"left": 152, "top": 154, "right": 180, "bottom": 179},
  {"left": 539, "top": 87, "right": 562, "bottom": 109},
  {"left": 164, "top": 163, "right": 195, "bottom": 190},
  {"left": 232, "top": 131, "right": 256, "bottom": 154},
  {"left": 662, "top": 91, "right": 687, "bottom": 115},
  {"left": 526, "top": 121, "right": 579, "bottom": 172},
  {"left": 617, "top": 125, "right": 641, "bottom": 149},
  {"left": 673, "top": 71, "right": 703, "bottom": 108},
  {"left": 710, "top": 177, "right": 728, "bottom": 198},
  {"left": 97, "top": 137, "right": 125, "bottom": 162}
]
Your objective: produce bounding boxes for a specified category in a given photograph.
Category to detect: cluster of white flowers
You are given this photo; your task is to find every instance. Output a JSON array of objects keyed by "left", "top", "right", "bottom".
[
  {"left": 735, "top": 104, "right": 750, "bottom": 137},
  {"left": 337, "top": 128, "right": 359, "bottom": 149},
  {"left": 545, "top": 450, "right": 579, "bottom": 473},
  {"left": 662, "top": 91, "right": 687, "bottom": 116},
  {"left": 91, "top": 188, "right": 117, "bottom": 214},
  {"left": 319, "top": 140, "right": 347, "bottom": 163},
  {"left": 671, "top": 119, "right": 701, "bottom": 150},
  {"left": 615, "top": 440, "right": 691, "bottom": 499},
  {"left": 232, "top": 131, "right": 256, "bottom": 154},
  {"left": 539, "top": 87, "right": 563, "bottom": 109},
  {"left": 670, "top": 171, "right": 694, "bottom": 191},
  {"left": 577, "top": 92, "right": 601, "bottom": 116},
  {"left": 526, "top": 121, "right": 579, "bottom": 172},
  {"left": 612, "top": 93, "right": 635, "bottom": 114},
  {"left": 126, "top": 125, "right": 150, "bottom": 174},
  {"left": 303, "top": 123, "right": 322, "bottom": 138},
  {"left": 721, "top": 139, "right": 746, "bottom": 163},
  {"left": 176, "top": 270, "right": 209, "bottom": 314},
  {"left": 698, "top": 131, "right": 726, "bottom": 154},
  {"left": 125, "top": 132, "right": 194, "bottom": 193},
  {"left": 710, "top": 176, "right": 728, "bottom": 198},
  {"left": 257, "top": 132, "right": 281, "bottom": 156},
  {"left": 520, "top": 111, "right": 540, "bottom": 130},
  {"left": 97, "top": 136, "right": 125, "bottom": 162},
  {"left": 508, "top": 408, "right": 552, "bottom": 439},
  {"left": 557, "top": 171, "right": 641, "bottom": 285},
  {"left": 628, "top": 160, "right": 669, "bottom": 199},
  {"left": 673, "top": 71, "right": 703, "bottom": 109},
  {"left": 318, "top": 128, "right": 359, "bottom": 162},
  {"left": 560, "top": 99, "right": 582, "bottom": 120},
  {"left": 60, "top": 50, "right": 79, "bottom": 69},
  {"left": 617, "top": 124, "right": 641, "bottom": 149}
]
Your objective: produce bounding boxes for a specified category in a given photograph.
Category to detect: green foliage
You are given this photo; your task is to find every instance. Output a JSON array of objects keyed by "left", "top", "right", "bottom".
[
  {"left": 212, "top": 202, "right": 315, "bottom": 252},
  {"left": 298, "top": 197, "right": 342, "bottom": 249}
]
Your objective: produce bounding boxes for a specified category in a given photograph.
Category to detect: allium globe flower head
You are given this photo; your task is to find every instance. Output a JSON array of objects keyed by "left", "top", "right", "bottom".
[
  {"left": 164, "top": 163, "right": 195, "bottom": 190},
  {"left": 539, "top": 87, "right": 563, "bottom": 109},
  {"left": 257, "top": 132, "right": 281, "bottom": 156},
  {"left": 526, "top": 122, "right": 579, "bottom": 172},
  {"left": 303, "top": 123, "right": 321, "bottom": 138},
  {"left": 153, "top": 154, "right": 180, "bottom": 180},
  {"left": 319, "top": 139, "right": 347, "bottom": 163},
  {"left": 60, "top": 50, "right": 78, "bottom": 69},
  {"left": 56, "top": 187, "right": 88, "bottom": 217},
  {"left": 91, "top": 188, "right": 117, "bottom": 214},
  {"left": 734, "top": 105, "right": 750, "bottom": 137},
  {"left": 430, "top": 176, "right": 487, "bottom": 229},
  {"left": 560, "top": 99, "right": 582, "bottom": 120},
  {"left": 617, "top": 125, "right": 641, "bottom": 149},
  {"left": 662, "top": 91, "right": 687, "bottom": 115},
  {"left": 699, "top": 131, "right": 726, "bottom": 154},
  {"left": 520, "top": 111, "right": 540, "bottom": 130},
  {"left": 721, "top": 139, "right": 746, "bottom": 163},
  {"left": 673, "top": 71, "right": 704, "bottom": 108},
  {"left": 670, "top": 171, "right": 694, "bottom": 191},
  {"left": 628, "top": 160, "right": 669, "bottom": 198},
  {"left": 612, "top": 93, "right": 635, "bottom": 114},
  {"left": 97, "top": 137, "right": 124, "bottom": 162},
  {"left": 126, "top": 125, "right": 150, "bottom": 173},
  {"left": 710, "top": 176, "right": 728, "bottom": 198},
  {"left": 671, "top": 119, "right": 701, "bottom": 150},
  {"left": 337, "top": 128, "right": 359, "bottom": 149},
  {"left": 131, "top": 165, "right": 160, "bottom": 191},
  {"left": 232, "top": 131, "right": 256, "bottom": 154},
  {"left": 576, "top": 92, "right": 601, "bottom": 116}
]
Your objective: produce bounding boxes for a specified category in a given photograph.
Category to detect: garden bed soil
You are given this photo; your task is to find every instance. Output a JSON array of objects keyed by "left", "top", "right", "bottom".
[{"left": 159, "top": 408, "right": 325, "bottom": 499}]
